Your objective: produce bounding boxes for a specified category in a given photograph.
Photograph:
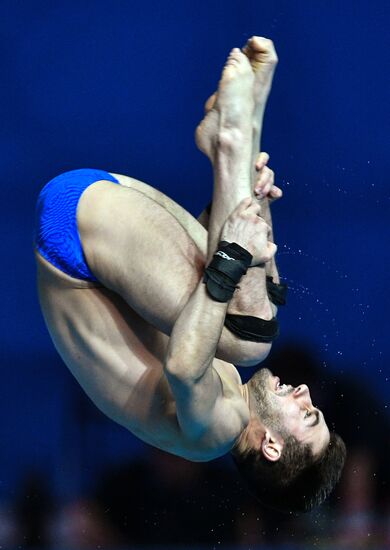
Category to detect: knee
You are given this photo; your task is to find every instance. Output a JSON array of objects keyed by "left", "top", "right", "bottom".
[
  {"left": 217, "top": 335, "right": 272, "bottom": 367},
  {"left": 235, "top": 340, "right": 272, "bottom": 367}
]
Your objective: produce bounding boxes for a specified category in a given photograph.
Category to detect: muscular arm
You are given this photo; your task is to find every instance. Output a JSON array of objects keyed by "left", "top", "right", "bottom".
[
  {"left": 165, "top": 199, "right": 273, "bottom": 441},
  {"left": 164, "top": 280, "right": 230, "bottom": 438}
]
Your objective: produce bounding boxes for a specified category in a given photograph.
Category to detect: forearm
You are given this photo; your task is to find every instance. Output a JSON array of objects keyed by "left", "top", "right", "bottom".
[{"left": 165, "top": 280, "right": 227, "bottom": 380}]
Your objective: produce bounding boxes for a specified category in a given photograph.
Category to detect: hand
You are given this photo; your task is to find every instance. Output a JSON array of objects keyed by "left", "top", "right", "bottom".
[
  {"left": 254, "top": 152, "right": 283, "bottom": 202},
  {"left": 221, "top": 198, "right": 277, "bottom": 266}
]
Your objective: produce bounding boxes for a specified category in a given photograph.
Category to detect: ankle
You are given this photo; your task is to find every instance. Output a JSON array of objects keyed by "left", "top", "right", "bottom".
[
  {"left": 216, "top": 128, "right": 246, "bottom": 153},
  {"left": 228, "top": 268, "right": 273, "bottom": 319}
]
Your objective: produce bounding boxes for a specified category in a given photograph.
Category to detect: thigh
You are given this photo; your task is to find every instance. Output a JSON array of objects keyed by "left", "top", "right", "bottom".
[
  {"left": 77, "top": 180, "right": 208, "bottom": 335},
  {"left": 111, "top": 173, "right": 207, "bottom": 252},
  {"left": 37, "top": 253, "right": 171, "bottom": 430}
]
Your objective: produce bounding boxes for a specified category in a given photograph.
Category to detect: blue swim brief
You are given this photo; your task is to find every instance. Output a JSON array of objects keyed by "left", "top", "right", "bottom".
[{"left": 34, "top": 168, "right": 119, "bottom": 281}]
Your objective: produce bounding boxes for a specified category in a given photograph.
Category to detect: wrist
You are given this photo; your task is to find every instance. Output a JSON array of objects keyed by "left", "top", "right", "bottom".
[
  {"left": 204, "top": 241, "right": 252, "bottom": 303},
  {"left": 217, "top": 241, "right": 253, "bottom": 264}
]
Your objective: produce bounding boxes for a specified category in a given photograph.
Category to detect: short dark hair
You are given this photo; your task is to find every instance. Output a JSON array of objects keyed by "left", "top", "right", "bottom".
[{"left": 231, "top": 432, "right": 346, "bottom": 513}]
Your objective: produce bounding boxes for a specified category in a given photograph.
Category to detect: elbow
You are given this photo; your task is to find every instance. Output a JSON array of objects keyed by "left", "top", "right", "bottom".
[
  {"left": 164, "top": 356, "right": 182, "bottom": 378},
  {"left": 164, "top": 356, "right": 193, "bottom": 384}
]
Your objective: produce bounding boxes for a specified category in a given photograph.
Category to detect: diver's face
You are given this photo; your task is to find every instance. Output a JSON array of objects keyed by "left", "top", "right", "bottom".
[{"left": 249, "top": 368, "right": 330, "bottom": 456}]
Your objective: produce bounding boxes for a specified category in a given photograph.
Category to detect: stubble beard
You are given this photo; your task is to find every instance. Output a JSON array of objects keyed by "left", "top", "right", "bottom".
[{"left": 249, "top": 368, "right": 285, "bottom": 434}]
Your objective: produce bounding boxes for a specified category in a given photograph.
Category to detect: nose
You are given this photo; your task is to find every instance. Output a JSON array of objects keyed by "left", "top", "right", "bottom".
[{"left": 293, "top": 384, "right": 312, "bottom": 406}]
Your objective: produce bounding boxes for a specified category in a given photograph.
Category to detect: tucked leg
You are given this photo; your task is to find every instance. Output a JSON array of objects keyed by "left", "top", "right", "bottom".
[
  {"left": 77, "top": 44, "right": 277, "bottom": 365},
  {"left": 78, "top": 182, "right": 205, "bottom": 336},
  {"left": 78, "top": 175, "right": 267, "bottom": 365}
]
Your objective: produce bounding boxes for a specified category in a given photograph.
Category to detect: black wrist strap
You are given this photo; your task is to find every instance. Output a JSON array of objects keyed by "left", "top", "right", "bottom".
[{"left": 203, "top": 241, "right": 252, "bottom": 302}]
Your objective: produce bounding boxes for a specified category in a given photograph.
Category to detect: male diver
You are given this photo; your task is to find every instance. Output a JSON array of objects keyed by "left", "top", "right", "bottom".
[{"left": 35, "top": 37, "right": 345, "bottom": 512}]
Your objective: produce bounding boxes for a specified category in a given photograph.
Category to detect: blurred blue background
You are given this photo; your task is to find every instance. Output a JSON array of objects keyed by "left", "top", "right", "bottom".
[{"left": 1, "top": 0, "right": 389, "bottom": 547}]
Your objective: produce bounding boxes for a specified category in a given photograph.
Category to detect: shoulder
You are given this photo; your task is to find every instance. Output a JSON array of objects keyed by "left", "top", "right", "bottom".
[
  {"left": 200, "top": 359, "right": 250, "bottom": 446},
  {"left": 187, "top": 393, "right": 249, "bottom": 459},
  {"left": 165, "top": 356, "right": 249, "bottom": 448}
]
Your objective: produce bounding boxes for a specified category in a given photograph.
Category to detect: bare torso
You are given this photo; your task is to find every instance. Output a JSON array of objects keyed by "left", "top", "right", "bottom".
[{"left": 36, "top": 174, "right": 250, "bottom": 461}]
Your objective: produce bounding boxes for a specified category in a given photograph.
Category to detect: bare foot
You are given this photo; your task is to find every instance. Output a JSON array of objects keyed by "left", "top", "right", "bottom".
[
  {"left": 199, "top": 37, "right": 278, "bottom": 149},
  {"left": 195, "top": 48, "right": 254, "bottom": 161}
]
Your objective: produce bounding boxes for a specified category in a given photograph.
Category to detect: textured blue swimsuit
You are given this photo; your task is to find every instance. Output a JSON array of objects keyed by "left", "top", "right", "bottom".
[{"left": 34, "top": 169, "right": 119, "bottom": 282}]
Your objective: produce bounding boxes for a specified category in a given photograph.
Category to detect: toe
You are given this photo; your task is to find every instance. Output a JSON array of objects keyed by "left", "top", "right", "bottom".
[
  {"left": 249, "top": 36, "right": 278, "bottom": 64},
  {"left": 226, "top": 48, "right": 242, "bottom": 64},
  {"left": 204, "top": 93, "right": 217, "bottom": 114}
]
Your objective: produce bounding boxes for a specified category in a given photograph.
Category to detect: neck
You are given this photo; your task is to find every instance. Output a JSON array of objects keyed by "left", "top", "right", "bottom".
[{"left": 234, "top": 383, "right": 266, "bottom": 454}]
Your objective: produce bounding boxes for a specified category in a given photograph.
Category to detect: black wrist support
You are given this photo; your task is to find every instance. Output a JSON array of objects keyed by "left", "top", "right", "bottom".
[
  {"left": 266, "top": 276, "right": 288, "bottom": 306},
  {"left": 203, "top": 241, "right": 252, "bottom": 302}
]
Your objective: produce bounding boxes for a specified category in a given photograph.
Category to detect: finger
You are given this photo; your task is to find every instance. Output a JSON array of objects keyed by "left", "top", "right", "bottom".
[
  {"left": 255, "top": 168, "right": 274, "bottom": 190},
  {"left": 270, "top": 185, "right": 283, "bottom": 197},
  {"left": 255, "top": 154, "right": 269, "bottom": 172},
  {"left": 244, "top": 201, "right": 261, "bottom": 216},
  {"left": 263, "top": 242, "right": 277, "bottom": 262},
  {"left": 262, "top": 183, "right": 273, "bottom": 197},
  {"left": 255, "top": 151, "right": 270, "bottom": 171},
  {"left": 254, "top": 190, "right": 269, "bottom": 200},
  {"left": 255, "top": 179, "right": 273, "bottom": 198},
  {"left": 259, "top": 167, "right": 274, "bottom": 185},
  {"left": 205, "top": 92, "right": 217, "bottom": 114},
  {"left": 269, "top": 186, "right": 283, "bottom": 200},
  {"left": 234, "top": 197, "right": 253, "bottom": 215}
]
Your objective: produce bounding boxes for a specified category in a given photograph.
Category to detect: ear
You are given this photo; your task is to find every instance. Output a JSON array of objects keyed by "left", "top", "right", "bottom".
[{"left": 261, "top": 430, "right": 283, "bottom": 462}]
